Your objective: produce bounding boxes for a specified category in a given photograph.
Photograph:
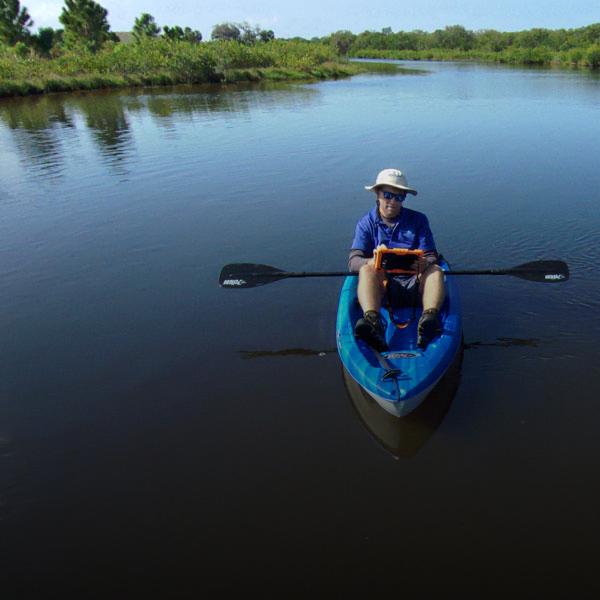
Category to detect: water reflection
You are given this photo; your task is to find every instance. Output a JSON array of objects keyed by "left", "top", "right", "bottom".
[
  {"left": 0, "top": 95, "right": 74, "bottom": 130},
  {"left": 142, "top": 82, "right": 319, "bottom": 118},
  {"left": 68, "top": 94, "right": 133, "bottom": 164},
  {"left": 239, "top": 347, "right": 336, "bottom": 359},
  {"left": 343, "top": 346, "right": 463, "bottom": 459},
  {"left": 0, "top": 82, "right": 320, "bottom": 178},
  {"left": 464, "top": 337, "right": 540, "bottom": 350},
  {"left": 237, "top": 341, "right": 463, "bottom": 459},
  {"left": 0, "top": 433, "right": 15, "bottom": 522},
  {"left": 0, "top": 95, "right": 74, "bottom": 175},
  {"left": 144, "top": 89, "right": 256, "bottom": 119},
  {"left": 0, "top": 92, "right": 135, "bottom": 174}
]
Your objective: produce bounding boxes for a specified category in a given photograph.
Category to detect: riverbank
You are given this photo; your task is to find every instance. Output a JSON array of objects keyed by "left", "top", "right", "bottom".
[
  {"left": 350, "top": 46, "right": 600, "bottom": 68},
  {"left": 0, "top": 39, "right": 364, "bottom": 98},
  {"left": 0, "top": 62, "right": 363, "bottom": 97}
]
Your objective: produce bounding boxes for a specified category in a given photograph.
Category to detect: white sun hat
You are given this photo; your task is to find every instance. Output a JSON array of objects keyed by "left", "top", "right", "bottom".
[{"left": 365, "top": 168, "right": 418, "bottom": 195}]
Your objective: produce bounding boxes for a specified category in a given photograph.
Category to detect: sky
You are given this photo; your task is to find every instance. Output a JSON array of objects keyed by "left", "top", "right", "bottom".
[{"left": 23, "top": 0, "right": 600, "bottom": 38}]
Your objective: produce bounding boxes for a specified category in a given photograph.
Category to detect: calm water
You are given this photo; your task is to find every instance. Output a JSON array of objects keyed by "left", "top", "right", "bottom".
[{"left": 1, "top": 61, "right": 600, "bottom": 595}]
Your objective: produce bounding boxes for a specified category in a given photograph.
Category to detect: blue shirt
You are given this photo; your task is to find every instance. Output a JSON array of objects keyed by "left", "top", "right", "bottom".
[{"left": 351, "top": 206, "right": 437, "bottom": 256}]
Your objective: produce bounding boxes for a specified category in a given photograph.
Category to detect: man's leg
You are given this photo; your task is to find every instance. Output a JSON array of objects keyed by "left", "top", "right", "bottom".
[
  {"left": 418, "top": 265, "right": 446, "bottom": 348},
  {"left": 420, "top": 264, "right": 445, "bottom": 311},
  {"left": 357, "top": 262, "right": 386, "bottom": 313},
  {"left": 355, "top": 263, "right": 388, "bottom": 351}
]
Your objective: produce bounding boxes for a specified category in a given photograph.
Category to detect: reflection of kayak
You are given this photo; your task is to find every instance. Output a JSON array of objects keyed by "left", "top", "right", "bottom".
[
  {"left": 342, "top": 344, "right": 463, "bottom": 458},
  {"left": 336, "top": 259, "right": 462, "bottom": 418}
]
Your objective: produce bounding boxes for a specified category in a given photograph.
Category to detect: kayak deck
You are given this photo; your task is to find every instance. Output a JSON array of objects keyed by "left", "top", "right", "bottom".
[{"left": 336, "top": 260, "right": 462, "bottom": 417}]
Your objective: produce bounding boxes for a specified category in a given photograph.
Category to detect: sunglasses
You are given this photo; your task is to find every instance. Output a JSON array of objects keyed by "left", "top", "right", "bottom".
[{"left": 380, "top": 190, "right": 407, "bottom": 202}]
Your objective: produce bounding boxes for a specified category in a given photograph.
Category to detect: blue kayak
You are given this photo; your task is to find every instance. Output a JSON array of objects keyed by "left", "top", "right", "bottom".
[{"left": 336, "top": 258, "right": 463, "bottom": 417}]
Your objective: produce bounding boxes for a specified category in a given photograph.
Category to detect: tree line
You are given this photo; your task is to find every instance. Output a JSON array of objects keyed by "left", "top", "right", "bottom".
[
  {"left": 3, "top": 0, "right": 599, "bottom": 65},
  {"left": 322, "top": 24, "right": 600, "bottom": 67},
  {"left": 2, "top": 0, "right": 600, "bottom": 94},
  {"left": 323, "top": 24, "right": 600, "bottom": 54},
  {"left": 0, "top": 0, "right": 275, "bottom": 54},
  {"left": 0, "top": 0, "right": 349, "bottom": 98}
]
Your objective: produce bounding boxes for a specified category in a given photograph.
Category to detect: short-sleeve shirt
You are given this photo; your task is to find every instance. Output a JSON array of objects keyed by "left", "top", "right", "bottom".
[{"left": 351, "top": 206, "right": 437, "bottom": 256}]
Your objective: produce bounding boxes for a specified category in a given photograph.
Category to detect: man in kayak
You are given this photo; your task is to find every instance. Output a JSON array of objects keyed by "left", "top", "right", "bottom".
[{"left": 349, "top": 168, "right": 446, "bottom": 351}]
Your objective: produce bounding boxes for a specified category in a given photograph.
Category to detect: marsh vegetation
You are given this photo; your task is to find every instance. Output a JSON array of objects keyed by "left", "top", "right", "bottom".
[{"left": 1, "top": 1, "right": 599, "bottom": 98}]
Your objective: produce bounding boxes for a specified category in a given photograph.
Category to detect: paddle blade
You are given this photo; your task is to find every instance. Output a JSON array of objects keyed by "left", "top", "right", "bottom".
[
  {"left": 219, "top": 263, "right": 288, "bottom": 288},
  {"left": 511, "top": 260, "right": 569, "bottom": 283}
]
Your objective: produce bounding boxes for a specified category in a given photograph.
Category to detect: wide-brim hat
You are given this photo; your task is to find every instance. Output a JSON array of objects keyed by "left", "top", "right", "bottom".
[{"left": 365, "top": 168, "right": 417, "bottom": 195}]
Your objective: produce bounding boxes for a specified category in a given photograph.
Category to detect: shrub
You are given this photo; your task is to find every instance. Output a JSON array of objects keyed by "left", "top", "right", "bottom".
[
  {"left": 584, "top": 44, "right": 600, "bottom": 68},
  {"left": 565, "top": 48, "right": 584, "bottom": 65},
  {"left": 0, "top": 36, "right": 350, "bottom": 96}
]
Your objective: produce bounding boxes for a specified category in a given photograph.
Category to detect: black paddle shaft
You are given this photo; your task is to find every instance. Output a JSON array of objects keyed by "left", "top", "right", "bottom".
[
  {"left": 219, "top": 263, "right": 357, "bottom": 288},
  {"left": 219, "top": 260, "right": 569, "bottom": 288},
  {"left": 447, "top": 260, "right": 569, "bottom": 283}
]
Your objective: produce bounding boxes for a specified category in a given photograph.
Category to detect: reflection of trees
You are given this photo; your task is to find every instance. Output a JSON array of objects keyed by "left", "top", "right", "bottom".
[
  {"left": 146, "top": 90, "right": 246, "bottom": 118},
  {"left": 0, "top": 81, "right": 321, "bottom": 172},
  {"left": 0, "top": 95, "right": 73, "bottom": 130},
  {"left": 66, "top": 93, "right": 132, "bottom": 163},
  {"left": 0, "top": 95, "right": 74, "bottom": 175},
  {"left": 141, "top": 82, "right": 320, "bottom": 122},
  {"left": 144, "top": 96, "right": 176, "bottom": 131}
]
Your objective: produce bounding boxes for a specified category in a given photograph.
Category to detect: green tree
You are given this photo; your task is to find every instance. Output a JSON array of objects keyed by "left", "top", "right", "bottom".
[
  {"left": 397, "top": 31, "right": 424, "bottom": 50},
  {"left": 585, "top": 44, "right": 600, "bottom": 68},
  {"left": 211, "top": 22, "right": 240, "bottom": 41},
  {"left": 238, "top": 22, "right": 260, "bottom": 44},
  {"left": 163, "top": 24, "right": 182, "bottom": 40},
  {"left": 475, "top": 29, "right": 510, "bottom": 52},
  {"left": 581, "top": 23, "right": 600, "bottom": 45},
  {"left": 132, "top": 12, "right": 160, "bottom": 42},
  {"left": 259, "top": 29, "right": 274, "bottom": 42},
  {"left": 182, "top": 26, "right": 202, "bottom": 42},
  {"left": 0, "top": 0, "right": 33, "bottom": 45},
  {"left": 513, "top": 27, "right": 552, "bottom": 49},
  {"left": 32, "top": 26, "right": 58, "bottom": 54},
  {"left": 330, "top": 30, "right": 355, "bottom": 55},
  {"left": 163, "top": 25, "right": 202, "bottom": 43},
  {"left": 432, "top": 25, "right": 475, "bottom": 50},
  {"left": 59, "top": 0, "right": 117, "bottom": 52},
  {"left": 353, "top": 31, "right": 388, "bottom": 51}
]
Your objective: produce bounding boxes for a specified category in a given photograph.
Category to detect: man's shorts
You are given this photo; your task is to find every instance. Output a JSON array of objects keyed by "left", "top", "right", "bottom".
[{"left": 387, "top": 274, "right": 420, "bottom": 307}]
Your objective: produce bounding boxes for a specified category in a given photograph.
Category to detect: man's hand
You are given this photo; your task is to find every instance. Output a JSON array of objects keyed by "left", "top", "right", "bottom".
[
  {"left": 415, "top": 255, "right": 429, "bottom": 273},
  {"left": 371, "top": 244, "right": 388, "bottom": 266}
]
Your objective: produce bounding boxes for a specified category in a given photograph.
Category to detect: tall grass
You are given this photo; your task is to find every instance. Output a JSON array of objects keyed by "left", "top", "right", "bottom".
[{"left": 0, "top": 38, "right": 359, "bottom": 97}]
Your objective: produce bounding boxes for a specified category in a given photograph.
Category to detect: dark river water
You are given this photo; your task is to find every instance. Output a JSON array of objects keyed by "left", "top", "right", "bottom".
[{"left": 1, "top": 61, "right": 600, "bottom": 596}]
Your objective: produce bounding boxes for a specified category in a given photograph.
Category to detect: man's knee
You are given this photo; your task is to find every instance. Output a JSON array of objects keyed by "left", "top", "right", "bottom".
[
  {"left": 359, "top": 262, "right": 384, "bottom": 282},
  {"left": 359, "top": 264, "right": 386, "bottom": 295},
  {"left": 419, "top": 263, "right": 445, "bottom": 294},
  {"left": 423, "top": 263, "right": 443, "bottom": 276},
  {"left": 359, "top": 261, "right": 376, "bottom": 273}
]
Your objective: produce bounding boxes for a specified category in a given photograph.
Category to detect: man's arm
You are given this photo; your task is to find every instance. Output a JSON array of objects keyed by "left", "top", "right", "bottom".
[
  {"left": 348, "top": 249, "right": 371, "bottom": 272},
  {"left": 348, "top": 218, "right": 375, "bottom": 272}
]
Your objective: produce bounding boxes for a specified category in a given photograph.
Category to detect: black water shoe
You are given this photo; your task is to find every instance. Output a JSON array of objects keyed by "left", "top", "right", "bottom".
[
  {"left": 355, "top": 311, "right": 388, "bottom": 352},
  {"left": 417, "top": 308, "right": 442, "bottom": 348}
]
